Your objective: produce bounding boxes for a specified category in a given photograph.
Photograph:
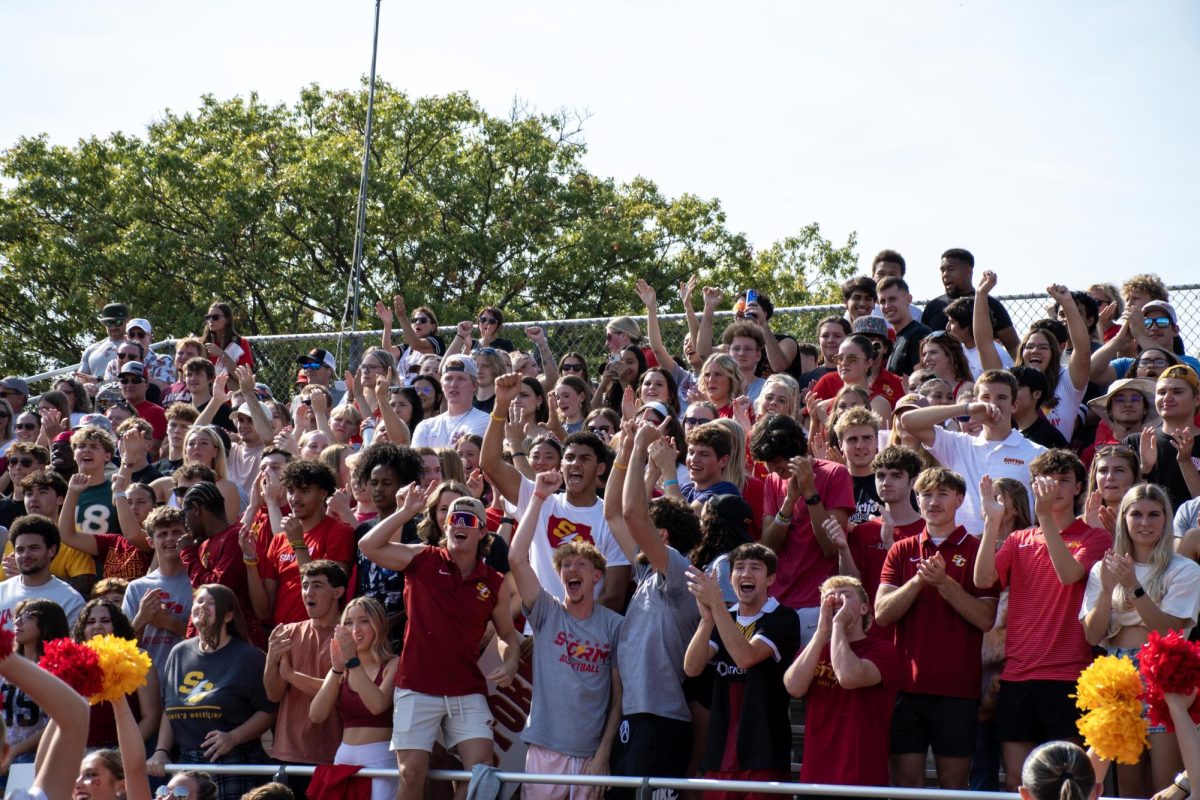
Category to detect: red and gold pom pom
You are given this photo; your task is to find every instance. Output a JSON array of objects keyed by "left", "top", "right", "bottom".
[
  {"left": 1074, "top": 654, "right": 1149, "bottom": 764},
  {"left": 38, "top": 638, "right": 103, "bottom": 698},
  {"left": 87, "top": 634, "right": 152, "bottom": 705},
  {"left": 1139, "top": 631, "right": 1200, "bottom": 732}
]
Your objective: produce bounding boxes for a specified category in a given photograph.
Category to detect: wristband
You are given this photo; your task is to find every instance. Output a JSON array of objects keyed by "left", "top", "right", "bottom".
[
  {"left": 154, "top": 748, "right": 169, "bottom": 755},
  {"left": 1174, "top": 773, "right": 1191, "bottom": 796},
  {"left": 500, "top": 517, "right": 517, "bottom": 526},
  {"left": 491, "top": 413, "right": 507, "bottom": 422},
  {"left": 331, "top": 669, "right": 345, "bottom": 675},
  {"left": 113, "top": 490, "right": 128, "bottom": 500},
  {"left": 534, "top": 492, "right": 549, "bottom": 501},
  {"left": 775, "top": 512, "right": 793, "bottom": 526},
  {"left": 613, "top": 462, "right": 629, "bottom": 471},
  {"left": 805, "top": 494, "right": 822, "bottom": 506},
  {"left": 511, "top": 451, "right": 527, "bottom": 458},
  {"left": 288, "top": 540, "right": 307, "bottom": 550},
  {"left": 662, "top": 479, "right": 679, "bottom": 488},
  {"left": 243, "top": 557, "right": 259, "bottom": 567}
]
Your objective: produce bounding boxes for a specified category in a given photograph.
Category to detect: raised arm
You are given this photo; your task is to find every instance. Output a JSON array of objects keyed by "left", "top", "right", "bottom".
[
  {"left": 679, "top": 275, "right": 700, "bottom": 347},
  {"left": 194, "top": 374, "right": 230, "bottom": 426},
  {"left": 784, "top": 595, "right": 834, "bottom": 697},
  {"left": 358, "top": 483, "right": 429, "bottom": 571},
  {"left": 59, "top": 473, "right": 101, "bottom": 556},
  {"left": 376, "top": 299, "right": 399, "bottom": 357},
  {"left": 1032, "top": 477, "right": 1086, "bottom": 585},
  {"left": 373, "top": 373, "right": 411, "bottom": 446},
  {"left": 975, "top": 271, "right": 1003, "bottom": 372},
  {"left": 113, "top": 694, "right": 152, "bottom": 800},
  {"left": 830, "top": 600, "right": 882, "bottom": 689},
  {"left": 603, "top": 421, "right": 639, "bottom": 564},
  {"left": 974, "top": 476, "right": 1004, "bottom": 588},
  {"left": 510, "top": 471, "right": 562, "bottom": 609},
  {"left": 445, "top": 321, "right": 473, "bottom": 358},
  {"left": 526, "top": 326, "right": 558, "bottom": 387},
  {"left": 392, "top": 295, "right": 433, "bottom": 354},
  {"left": 623, "top": 422, "right": 671, "bottom": 574},
  {"left": 637, "top": 279, "right": 677, "bottom": 375},
  {"left": 1049, "top": 283, "right": 1093, "bottom": 391},
  {"left": 235, "top": 366, "right": 274, "bottom": 441},
  {"left": 696, "top": 286, "right": 722, "bottom": 359},
  {"left": 481, "top": 373, "right": 526, "bottom": 503}
]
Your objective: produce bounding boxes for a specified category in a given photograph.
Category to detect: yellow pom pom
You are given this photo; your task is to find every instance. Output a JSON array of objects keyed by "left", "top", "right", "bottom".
[
  {"left": 86, "top": 634, "right": 152, "bottom": 705},
  {"left": 1077, "top": 702, "right": 1148, "bottom": 765},
  {"left": 1073, "top": 655, "right": 1143, "bottom": 711}
]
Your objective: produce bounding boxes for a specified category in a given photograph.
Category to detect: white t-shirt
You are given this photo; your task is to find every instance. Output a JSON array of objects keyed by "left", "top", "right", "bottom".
[
  {"left": 963, "top": 341, "right": 1014, "bottom": 379},
  {"left": 926, "top": 427, "right": 1046, "bottom": 535},
  {"left": 1080, "top": 555, "right": 1200, "bottom": 645},
  {"left": 1044, "top": 365, "right": 1087, "bottom": 441},
  {"left": 411, "top": 407, "right": 490, "bottom": 448},
  {"left": 514, "top": 476, "right": 630, "bottom": 602},
  {"left": 0, "top": 575, "right": 85, "bottom": 623}
]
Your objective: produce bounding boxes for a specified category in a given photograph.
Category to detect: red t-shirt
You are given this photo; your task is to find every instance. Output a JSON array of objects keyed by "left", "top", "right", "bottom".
[
  {"left": 995, "top": 520, "right": 1111, "bottom": 682},
  {"left": 762, "top": 460, "right": 855, "bottom": 609},
  {"left": 879, "top": 527, "right": 996, "bottom": 698},
  {"left": 261, "top": 515, "right": 356, "bottom": 626},
  {"left": 395, "top": 546, "right": 503, "bottom": 697},
  {"left": 93, "top": 533, "right": 152, "bottom": 580},
  {"left": 847, "top": 517, "right": 925, "bottom": 640},
  {"left": 741, "top": 476, "right": 765, "bottom": 541},
  {"left": 132, "top": 399, "right": 168, "bottom": 442},
  {"left": 179, "top": 522, "right": 265, "bottom": 647},
  {"left": 810, "top": 369, "right": 906, "bottom": 411},
  {"left": 799, "top": 636, "right": 901, "bottom": 786}
]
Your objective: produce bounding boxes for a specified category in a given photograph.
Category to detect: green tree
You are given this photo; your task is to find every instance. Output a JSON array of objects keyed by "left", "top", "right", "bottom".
[{"left": 0, "top": 80, "right": 856, "bottom": 380}]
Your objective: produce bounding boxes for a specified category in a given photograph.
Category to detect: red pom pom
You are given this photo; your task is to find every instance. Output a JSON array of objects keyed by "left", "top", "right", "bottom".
[
  {"left": 38, "top": 638, "right": 103, "bottom": 699},
  {"left": 0, "top": 625, "right": 14, "bottom": 662},
  {"left": 1139, "top": 631, "right": 1200, "bottom": 732}
]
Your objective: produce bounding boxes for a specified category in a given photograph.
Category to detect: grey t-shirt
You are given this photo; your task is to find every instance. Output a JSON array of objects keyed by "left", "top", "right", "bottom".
[
  {"left": 615, "top": 547, "right": 700, "bottom": 721},
  {"left": 523, "top": 587, "right": 623, "bottom": 757},
  {"left": 1176, "top": 496, "right": 1200, "bottom": 539},
  {"left": 122, "top": 569, "right": 194, "bottom": 682}
]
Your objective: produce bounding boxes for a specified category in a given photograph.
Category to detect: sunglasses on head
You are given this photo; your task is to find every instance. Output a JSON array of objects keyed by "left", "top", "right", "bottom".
[
  {"left": 1144, "top": 316, "right": 1173, "bottom": 329},
  {"left": 387, "top": 385, "right": 405, "bottom": 394},
  {"left": 448, "top": 511, "right": 481, "bottom": 528},
  {"left": 478, "top": 316, "right": 498, "bottom": 325}
]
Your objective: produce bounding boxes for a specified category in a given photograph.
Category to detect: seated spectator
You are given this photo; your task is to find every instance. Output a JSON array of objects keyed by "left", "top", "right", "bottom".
[
  {"left": 785, "top": 576, "right": 901, "bottom": 788},
  {"left": 148, "top": 584, "right": 277, "bottom": 797}
]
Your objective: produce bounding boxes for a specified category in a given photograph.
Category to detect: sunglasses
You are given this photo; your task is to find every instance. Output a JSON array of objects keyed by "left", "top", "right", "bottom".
[
  {"left": 119, "top": 376, "right": 144, "bottom": 385},
  {"left": 411, "top": 316, "right": 431, "bottom": 325},
  {"left": 587, "top": 425, "right": 612, "bottom": 437},
  {"left": 205, "top": 314, "right": 223, "bottom": 321},
  {"left": 1144, "top": 316, "right": 1173, "bottom": 329},
  {"left": 448, "top": 511, "right": 481, "bottom": 528},
  {"left": 0, "top": 391, "right": 14, "bottom": 398},
  {"left": 478, "top": 316, "right": 498, "bottom": 325},
  {"left": 9, "top": 457, "right": 35, "bottom": 468},
  {"left": 128, "top": 330, "right": 148, "bottom": 338},
  {"left": 172, "top": 486, "right": 190, "bottom": 498},
  {"left": 156, "top": 787, "right": 190, "bottom": 798},
  {"left": 834, "top": 354, "right": 864, "bottom": 365},
  {"left": 301, "top": 361, "right": 323, "bottom": 370},
  {"left": 15, "top": 423, "right": 38, "bottom": 431},
  {"left": 561, "top": 363, "right": 584, "bottom": 373},
  {"left": 955, "top": 415, "right": 972, "bottom": 423},
  {"left": 117, "top": 353, "right": 138, "bottom": 360},
  {"left": 683, "top": 416, "right": 710, "bottom": 426},
  {"left": 477, "top": 347, "right": 499, "bottom": 356},
  {"left": 387, "top": 385, "right": 405, "bottom": 394},
  {"left": 414, "top": 386, "right": 433, "bottom": 396}
]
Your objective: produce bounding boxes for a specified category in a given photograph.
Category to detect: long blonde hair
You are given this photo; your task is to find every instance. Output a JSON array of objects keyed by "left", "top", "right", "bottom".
[
  {"left": 184, "top": 425, "right": 229, "bottom": 481},
  {"left": 698, "top": 353, "right": 744, "bottom": 405},
  {"left": 341, "top": 596, "right": 393, "bottom": 665},
  {"left": 711, "top": 418, "right": 747, "bottom": 492},
  {"left": 1112, "top": 484, "right": 1176, "bottom": 611}
]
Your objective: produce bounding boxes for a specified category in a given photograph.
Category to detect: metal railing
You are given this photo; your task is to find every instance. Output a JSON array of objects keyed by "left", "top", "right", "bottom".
[{"left": 162, "top": 762, "right": 1029, "bottom": 800}]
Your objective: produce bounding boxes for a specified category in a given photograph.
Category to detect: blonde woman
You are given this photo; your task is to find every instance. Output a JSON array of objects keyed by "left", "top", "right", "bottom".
[
  {"left": 1080, "top": 484, "right": 1200, "bottom": 796},
  {"left": 150, "top": 425, "right": 240, "bottom": 519},
  {"left": 310, "top": 597, "right": 399, "bottom": 800},
  {"left": 697, "top": 353, "right": 744, "bottom": 418},
  {"left": 755, "top": 374, "right": 800, "bottom": 420}
]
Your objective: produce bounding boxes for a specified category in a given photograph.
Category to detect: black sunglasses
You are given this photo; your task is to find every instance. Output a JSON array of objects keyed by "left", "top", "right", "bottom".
[
  {"left": 119, "top": 377, "right": 144, "bottom": 385},
  {"left": 9, "top": 457, "right": 35, "bottom": 468},
  {"left": 205, "top": 313, "right": 224, "bottom": 321},
  {"left": 478, "top": 316, "right": 498, "bottom": 325},
  {"left": 15, "top": 423, "right": 39, "bottom": 431},
  {"left": 561, "top": 363, "right": 584, "bottom": 372},
  {"left": 411, "top": 316, "right": 431, "bottom": 325}
]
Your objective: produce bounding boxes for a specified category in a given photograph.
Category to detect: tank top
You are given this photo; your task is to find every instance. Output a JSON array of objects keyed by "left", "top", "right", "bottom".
[{"left": 338, "top": 661, "right": 393, "bottom": 728}]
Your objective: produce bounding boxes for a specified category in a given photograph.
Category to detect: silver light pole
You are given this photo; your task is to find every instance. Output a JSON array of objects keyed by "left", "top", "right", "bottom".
[{"left": 347, "top": 0, "right": 382, "bottom": 370}]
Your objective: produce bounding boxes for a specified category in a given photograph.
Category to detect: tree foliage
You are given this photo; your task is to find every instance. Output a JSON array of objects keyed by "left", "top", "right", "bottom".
[{"left": 0, "top": 80, "right": 857, "bottom": 374}]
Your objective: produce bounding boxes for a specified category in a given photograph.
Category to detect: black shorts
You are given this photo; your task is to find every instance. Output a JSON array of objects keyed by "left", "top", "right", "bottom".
[
  {"left": 996, "top": 679, "right": 1080, "bottom": 744},
  {"left": 890, "top": 692, "right": 979, "bottom": 758},
  {"left": 608, "top": 713, "right": 692, "bottom": 800}
]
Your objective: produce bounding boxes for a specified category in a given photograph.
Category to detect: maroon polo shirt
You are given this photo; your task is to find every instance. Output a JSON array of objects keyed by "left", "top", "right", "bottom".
[
  {"left": 878, "top": 526, "right": 995, "bottom": 698},
  {"left": 395, "top": 546, "right": 503, "bottom": 697}
]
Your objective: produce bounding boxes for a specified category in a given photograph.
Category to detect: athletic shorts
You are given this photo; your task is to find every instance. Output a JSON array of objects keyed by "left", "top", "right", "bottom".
[
  {"left": 995, "top": 680, "right": 1079, "bottom": 744},
  {"left": 390, "top": 689, "right": 493, "bottom": 752},
  {"left": 890, "top": 692, "right": 979, "bottom": 757},
  {"left": 607, "top": 713, "right": 691, "bottom": 800},
  {"left": 524, "top": 744, "right": 604, "bottom": 800}
]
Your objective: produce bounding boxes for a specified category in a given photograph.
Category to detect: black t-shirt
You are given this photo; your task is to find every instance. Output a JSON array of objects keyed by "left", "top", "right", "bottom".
[
  {"left": 0, "top": 497, "right": 24, "bottom": 530},
  {"left": 704, "top": 600, "right": 800, "bottom": 772},
  {"left": 473, "top": 394, "right": 497, "bottom": 414},
  {"left": 1020, "top": 415, "right": 1068, "bottom": 450},
  {"left": 194, "top": 399, "right": 235, "bottom": 433},
  {"left": 921, "top": 293, "right": 1015, "bottom": 335},
  {"left": 799, "top": 366, "right": 836, "bottom": 391},
  {"left": 756, "top": 333, "right": 802, "bottom": 380},
  {"left": 469, "top": 337, "right": 515, "bottom": 353},
  {"left": 1123, "top": 429, "right": 1200, "bottom": 510},
  {"left": 851, "top": 473, "right": 882, "bottom": 524},
  {"left": 888, "top": 319, "right": 933, "bottom": 376},
  {"left": 132, "top": 463, "right": 165, "bottom": 485}
]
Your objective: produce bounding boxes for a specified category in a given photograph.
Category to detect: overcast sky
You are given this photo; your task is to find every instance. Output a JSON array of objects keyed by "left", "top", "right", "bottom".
[{"left": 3, "top": 0, "right": 1197, "bottom": 302}]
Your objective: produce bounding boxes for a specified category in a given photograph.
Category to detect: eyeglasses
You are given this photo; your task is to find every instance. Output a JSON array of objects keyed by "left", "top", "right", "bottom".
[
  {"left": 15, "top": 423, "right": 38, "bottom": 432},
  {"left": 411, "top": 316, "right": 431, "bottom": 325},
  {"left": 1137, "top": 357, "right": 1169, "bottom": 368},
  {"left": 1144, "top": 316, "right": 1173, "bottom": 329},
  {"left": 359, "top": 362, "right": 385, "bottom": 372},
  {"left": 448, "top": 511, "right": 481, "bottom": 528},
  {"left": 205, "top": 314, "right": 223, "bottom": 321},
  {"left": 834, "top": 354, "right": 864, "bottom": 365},
  {"left": 478, "top": 316, "right": 498, "bottom": 325},
  {"left": 683, "top": 416, "right": 710, "bottom": 426},
  {"left": 561, "top": 362, "right": 584, "bottom": 373},
  {"left": 119, "top": 376, "right": 144, "bottom": 385},
  {"left": 9, "top": 457, "right": 35, "bottom": 468},
  {"left": 156, "top": 787, "right": 190, "bottom": 798}
]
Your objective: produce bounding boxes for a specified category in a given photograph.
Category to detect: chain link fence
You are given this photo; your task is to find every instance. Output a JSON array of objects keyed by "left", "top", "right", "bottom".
[{"left": 22, "top": 286, "right": 1200, "bottom": 402}]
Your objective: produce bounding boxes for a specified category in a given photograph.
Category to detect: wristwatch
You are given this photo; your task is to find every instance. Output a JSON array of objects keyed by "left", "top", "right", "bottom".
[
  {"left": 805, "top": 494, "right": 822, "bottom": 506},
  {"left": 1133, "top": 585, "right": 1147, "bottom": 599},
  {"left": 1173, "top": 772, "right": 1190, "bottom": 796},
  {"left": 345, "top": 656, "right": 362, "bottom": 670}
]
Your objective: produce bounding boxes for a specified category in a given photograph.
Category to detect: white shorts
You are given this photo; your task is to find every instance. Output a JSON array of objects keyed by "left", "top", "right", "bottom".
[
  {"left": 335, "top": 740, "right": 398, "bottom": 800},
  {"left": 523, "top": 744, "right": 604, "bottom": 800},
  {"left": 390, "top": 689, "right": 493, "bottom": 752}
]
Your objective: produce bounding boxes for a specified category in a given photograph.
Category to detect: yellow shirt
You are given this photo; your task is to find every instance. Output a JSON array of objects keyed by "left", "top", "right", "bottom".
[{"left": 3, "top": 540, "right": 96, "bottom": 579}]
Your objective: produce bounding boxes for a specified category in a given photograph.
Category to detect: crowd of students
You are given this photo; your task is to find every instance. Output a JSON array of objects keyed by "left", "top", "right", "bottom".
[{"left": 2, "top": 251, "right": 1200, "bottom": 800}]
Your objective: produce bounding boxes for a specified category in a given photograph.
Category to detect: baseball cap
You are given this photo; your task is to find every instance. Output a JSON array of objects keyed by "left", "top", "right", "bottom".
[
  {"left": 1160, "top": 365, "right": 1200, "bottom": 392},
  {"left": 708, "top": 495, "right": 753, "bottom": 544},
  {"left": 852, "top": 316, "right": 890, "bottom": 340},
  {"left": 296, "top": 348, "right": 336, "bottom": 371},
  {"left": 1143, "top": 300, "right": 1178, "bottom": 326},
  {"left": 440, "top": 354, "right": 478, "bottom": 378},
  {"left": 118, "top": 361, "right": 146, "bottom": 379},
  {"left": 0, "top": 377, "right": 30, "bottom": 396},
  {"left": 78, "top": 414, "right": 114, "bottom": 433},
  {"left": 447, "top": 495, "right": 487, "bottom": 523},
  {"left": 638, "top": 401, "right": 671, "bottom": 421},
  {"left": 233, "top": 401, "right": 273, "bottom": 421},
  {"left": 892, "top": 393, "right": 929, "bottom": 415},
  {"left": 126, "top": 318, "right": 152, "bottom": 335},
  {"left": 98, "top": 303, "right": 128, "bottom": 325}
]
